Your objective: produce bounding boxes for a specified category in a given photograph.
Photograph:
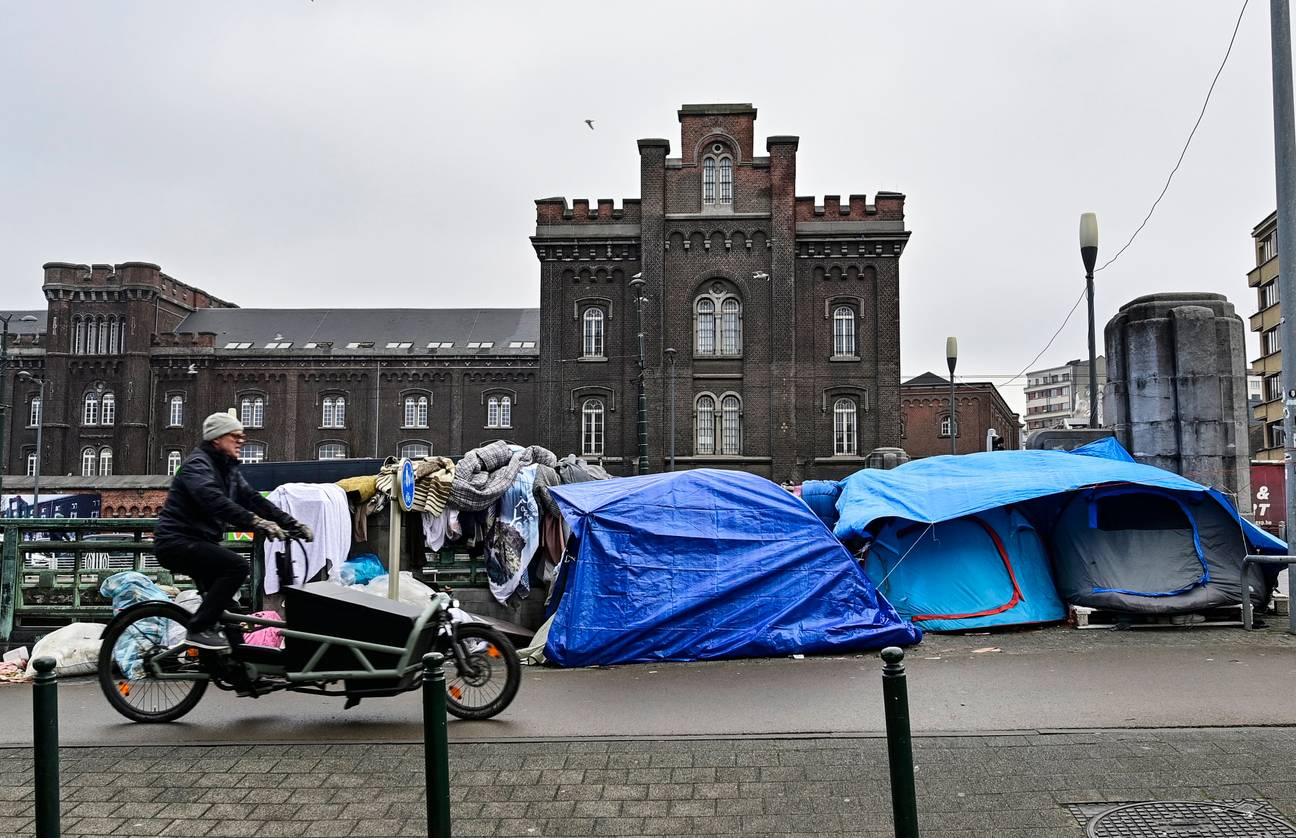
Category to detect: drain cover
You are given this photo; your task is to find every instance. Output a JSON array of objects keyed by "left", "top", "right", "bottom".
[{"left": 1087, "top": 800, "right": 1296, "bottom": 837}]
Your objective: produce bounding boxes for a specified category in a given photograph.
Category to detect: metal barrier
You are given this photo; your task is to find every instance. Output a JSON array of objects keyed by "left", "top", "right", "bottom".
[
  {"left": 0, "top": 518, "right": 257, "bottom": 643},
  {"left": 881, "top": 647, "right": 919, "bottom": 838},
  {"left": 1242, "top": 554, "right": 1296, "bottom": 633}
]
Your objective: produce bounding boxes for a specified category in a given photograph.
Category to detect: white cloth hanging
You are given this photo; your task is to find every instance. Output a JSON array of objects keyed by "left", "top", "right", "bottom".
[
  {"left": 263, "top": 483, "right": 352, "bottom": 594},
  {"left": 422, "top": 510, "right": 449, "bottom": 552}
]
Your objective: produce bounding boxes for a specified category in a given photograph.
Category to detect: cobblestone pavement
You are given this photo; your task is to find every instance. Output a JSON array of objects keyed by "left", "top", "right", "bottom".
[{"left": 4, "top": 727, "right": 1296, "bottom": 837}]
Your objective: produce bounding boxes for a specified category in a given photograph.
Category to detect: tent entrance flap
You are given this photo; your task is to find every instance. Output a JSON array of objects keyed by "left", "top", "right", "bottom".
[
  {"left": 910, "top": 517, "right": 1023, "bottom": 622},
  {"left": 1083, "top": 488, "right": 1210, "bottom": 598}
]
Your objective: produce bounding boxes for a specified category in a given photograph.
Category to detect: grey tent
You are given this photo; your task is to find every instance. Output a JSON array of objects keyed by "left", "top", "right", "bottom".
[{"left": 1049, "top": 486, "right": 1266, "bottom": 614}]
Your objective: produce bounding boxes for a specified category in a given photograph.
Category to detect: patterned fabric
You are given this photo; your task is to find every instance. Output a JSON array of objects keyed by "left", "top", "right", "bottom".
[
  {"left": 450, "top": 442, "right": 557, "bottom": 512},
  {"left": 376, "top": 455, "right": 455, "bottom": 515}
]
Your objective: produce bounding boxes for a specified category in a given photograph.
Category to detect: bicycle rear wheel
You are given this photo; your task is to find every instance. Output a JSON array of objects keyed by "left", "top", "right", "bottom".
[{"left": 97, "top": 601, "right": 209, "bottom": 723}]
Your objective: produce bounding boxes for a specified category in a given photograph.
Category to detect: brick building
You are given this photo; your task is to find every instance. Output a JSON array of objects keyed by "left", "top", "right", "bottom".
[
  {"left": 900, "top": 373, "right": 1020, "bottom": 458},
  {"left": 535, "top": 103, "right": 909, "bottom": 482},
  {"left": 1, "top": 103, "right": 909, "bottom": 484}
]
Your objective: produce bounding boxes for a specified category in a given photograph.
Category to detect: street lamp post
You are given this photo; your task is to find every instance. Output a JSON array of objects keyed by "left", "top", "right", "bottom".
[
  {"left": 18, "top": 371, "right": 45, "bottom": 517},
  {"left": 629, "top": 274, "right": 649, "bottom": 475},
  {"left": 0, "top": 314, "right": 38, "bottom": 515},
  {"left": 946, "top": 337, "right": 958, "bottom": 456},
  {"left": 1079, "top": 213, "right": 1100, "bottom": 428},
  {"left": 664, "top": 348, "right": 677, "bottom": 471}
]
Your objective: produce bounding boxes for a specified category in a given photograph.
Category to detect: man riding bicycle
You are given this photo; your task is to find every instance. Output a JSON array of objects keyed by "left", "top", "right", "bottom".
[{"left": 155, "top": 411, "right": 311, "bottom": 650}]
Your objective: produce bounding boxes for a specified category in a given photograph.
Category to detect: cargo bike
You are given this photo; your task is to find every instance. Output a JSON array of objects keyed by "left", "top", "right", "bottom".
[{"left": 96, "top": 577, "right": 521, "bottom": 724}]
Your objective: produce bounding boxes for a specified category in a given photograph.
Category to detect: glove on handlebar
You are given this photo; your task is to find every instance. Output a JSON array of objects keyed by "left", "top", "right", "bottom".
[
  {"left": 250, "top": 516, "right": 288, "bottom": 541},
  {"left": 291, "top": 523, "right": 315, "bottom": 543}
]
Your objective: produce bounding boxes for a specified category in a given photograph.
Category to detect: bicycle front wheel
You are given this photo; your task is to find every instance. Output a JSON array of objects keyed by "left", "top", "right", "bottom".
[
  {"left": 97, "top": 601, "right": 209, "bottom": 723},
  {"left": 444, "top": 623, "right": 520, "bottom": 721}
]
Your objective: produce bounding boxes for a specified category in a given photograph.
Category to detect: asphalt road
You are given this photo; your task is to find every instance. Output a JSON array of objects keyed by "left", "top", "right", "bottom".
[{"left": 3, "top": 628, "right": 1294, "bottom": 746}]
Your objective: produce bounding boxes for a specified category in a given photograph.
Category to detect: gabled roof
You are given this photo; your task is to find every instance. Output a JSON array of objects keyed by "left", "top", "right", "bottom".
[
  {"left": 176, "top": 308, "right": 540, "bottom": 354},
  {"left": 902, "top": 372, "right": 950, "bottom": 387}
]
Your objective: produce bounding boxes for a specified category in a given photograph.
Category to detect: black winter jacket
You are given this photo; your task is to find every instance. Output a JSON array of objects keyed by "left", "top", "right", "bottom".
[{"left": 155, "top": 442, "right": 295, "bottom": 546}]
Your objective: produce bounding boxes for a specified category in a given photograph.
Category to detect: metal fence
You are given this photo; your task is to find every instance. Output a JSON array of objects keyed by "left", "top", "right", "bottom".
[{"left": 1, "top": 517, "right": 491, "bottom": 643}]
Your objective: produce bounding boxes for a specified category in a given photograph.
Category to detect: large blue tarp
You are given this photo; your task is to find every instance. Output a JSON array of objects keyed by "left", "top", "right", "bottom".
[
  {"left": 544, "top": 469, "right": 922, "bottom": 667},
  {"left": 834, "top": 437, "right": 1285, "bottom": 554}
]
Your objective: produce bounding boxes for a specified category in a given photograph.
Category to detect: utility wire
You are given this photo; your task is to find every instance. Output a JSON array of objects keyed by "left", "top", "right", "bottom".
[
  {"left": 1096, "top": 0, "right": 1249, "bottom": 273},
  {"left": 999, "top": 0, "right": 1249, "bottom": 386}
]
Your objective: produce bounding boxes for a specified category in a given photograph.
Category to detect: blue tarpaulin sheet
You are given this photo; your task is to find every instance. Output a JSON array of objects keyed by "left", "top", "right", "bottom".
[
  {"left": 544, "top": 469, "right": 921, "bottom": 667},
  {"left": 834, "top": 437, "right": 1285, "bottom": 554}
]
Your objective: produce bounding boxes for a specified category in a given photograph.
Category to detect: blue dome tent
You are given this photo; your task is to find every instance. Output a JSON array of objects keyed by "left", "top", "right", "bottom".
[
  {"left": 544, "top": 469, "right": 921, "bottom": 667},
  {"left": 835, "top": 438, "right": 1284, "bottom": 628}
]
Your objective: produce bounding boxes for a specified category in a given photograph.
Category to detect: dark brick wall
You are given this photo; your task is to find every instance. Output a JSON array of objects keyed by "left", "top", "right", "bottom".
[{"left": 902, "top": 382, "right": 1021, "bottom": 458}]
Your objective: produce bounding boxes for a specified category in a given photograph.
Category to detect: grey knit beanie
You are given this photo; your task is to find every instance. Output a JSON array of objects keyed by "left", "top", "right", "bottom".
[{"left": 202, "top": 412, "right": 244, "bottom": 441}]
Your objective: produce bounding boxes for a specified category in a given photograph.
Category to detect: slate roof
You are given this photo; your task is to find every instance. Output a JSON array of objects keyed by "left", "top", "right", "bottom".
[
  {"left": 903, "top": 372, "right": 951, "bottom": 387},
  {"left": 176, "top": 308, "right": 541, "bottom": 355},
  {"left": 3, "top": 311, "right": 47, "bottom": 335}
]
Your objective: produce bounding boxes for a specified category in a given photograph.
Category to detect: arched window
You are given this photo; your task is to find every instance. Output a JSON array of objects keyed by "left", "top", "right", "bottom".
[
  {"left": 73, "top": 318, "right": 85, "bottom": 355},
  {"left": 26, "top": 451, "right": 37, "bottom": 477},
  {"left": 82, "top": 393, "right": 99, "bottom": 426},
  {"left": 99, "top": 447, "right": 113, "bottom": 476},
  {"left": 101, "top": 393, "right": 116, "bottom": 425},
  {"left": 695, "top": 298, "right": 716, "bottom": 355},
  {"left": 718, "top": 157, "right": 733, "bottom": 204},
  {"left": 703, "top": 157, "right": 716, "bottom": 204},
  {"left": 109, "top": 319, "right": 120, "bottom": 355},
  {"left": 81, "top": 447, "right": 96, "bottom": 476},
  {"left": 399, "top": 441, "right": 431, "bottom": 459},
  {"left": 940, "top": 414, "right": 958, "bottom": 438},
  {"left": 28, "top": 397, "right": 41, "bottom": 428},
  {"left": 833, "top": 306, "right": 856, "bottom": 357},
  {"left": 695, "top": 395, "right": 716, "bottom": 455},
  {"left": 317, "top": 442, "right": 347, "bottom": 460},
  {"left": 721, "top": 395, "right": 742, "bottom": 455},
  {"left": 720, "top": 298, "right": 741, "bottom": 355},
  {"left": 166, "top": 450, "right": 183, "bottom": 475},
  {"left": 488, "top": 395, "right": 512, "bottom": 429},
  {"left": 98, "top": 318, "right": 110, "bottom": 355},
  {"left": 834, "top": 398, "right": 858, "bottom": 456},
  {"left": 582, "top": 307, "right": 605, "bottom": 358},
  {"left": 581, "top": 399, "right": 604, "bottom": 456},
  {"left": 240, "top": 396, "right": 265, "bottom": 428},
  {"left": 240, "top": 442, "right": 267, "bottom": 464},
  {"left": 404, "top": 395, "right": 429, "bottom": 428},
  {"left": 168, "top": 395, "right": 184, "bottom": 427},
  {"left": 322, "top": 395, "right": 346, "bottom": 428}
]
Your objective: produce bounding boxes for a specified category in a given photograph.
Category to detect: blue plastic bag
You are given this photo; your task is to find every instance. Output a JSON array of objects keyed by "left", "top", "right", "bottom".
[
  {"left": 340, "top": 554, "right": 385, "bottom": 587},
  {"left": 99, "top": 572, "right": 173, "bottom": 679}
]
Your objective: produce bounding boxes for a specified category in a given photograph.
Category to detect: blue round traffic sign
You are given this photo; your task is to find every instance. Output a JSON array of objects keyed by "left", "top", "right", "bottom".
[{"left": 399, "top": 458, "right": 416, "bottom": 512}]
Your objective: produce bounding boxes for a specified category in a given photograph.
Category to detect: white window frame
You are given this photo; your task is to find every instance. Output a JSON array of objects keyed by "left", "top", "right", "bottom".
[
  {"left": 240, "top": 396, "right": 265, "bottom": 428},
  {"left": 28, "top": 396, "right": 41, "bottom": 428},
  {"left": 317, "top": 442, "right": 347, "bottom": 460},
  {"left": 833, "top": 398, "right": 858, "bottom": 456},
  {"left": 26, "top": 451, "right": 37, "bottom": 477},
  {"left": 82, "top": 393, "right": 99, "bottom": 426},
  {"left": 399, "top": 441, "right": 431, "bottom": 459},
  {"left": 720, "top": 395, "right": 742, "bottom": 455},
  {"left": 168, "top": 395, "right": 184, "bottom": 427},
  {"left": 695, "top": 298, "right": 716, "bottom": 355},
  {"left": 101, "top": 392, "right": 116, "bottom": 426},
  {"left": 833, "top": 306, "right": 856, "bottom": 357},
  {"left": 98, "top": 447, "right": 113, "bottom": 476},
  {"left": 85, "top": 320, "right": 98, "bottom": 356},
  {"left": 720, "top": 298, "right": 741, "bottom": 355},
  {"left": 81, "top": 447, "right": 96, "bottom": 477},
  {"left": 703, "top": 157, "right": 716, "bottom": 204},
  {"left": 166, "top": 450, "right": 183, "bottom": 475},
  {"left": 322, "top": 395, "right": 346, "bottom": 429},
  {"left": 487, "top": 395, "right": 513, "bottom": 429},
  {"left": 718, "top": 156, "right": 733, "bottom": 205},
  {"left": 695, "top": 395, "right": 716, "bottom": 455},
  {"left": 940, "top": 415, "right": 958, "bottom": 438},
  {"left": 240, "top": 442, "right": 267, "bottom": 464},
  {"left": 581, "top": 398, "right": 604, "bottom": 456},
  {"left": 404, "top": 394, "right": 429, "bottom": 429},
  {"left": 582, "top": 307, "right": 605, "bottom": 358}
]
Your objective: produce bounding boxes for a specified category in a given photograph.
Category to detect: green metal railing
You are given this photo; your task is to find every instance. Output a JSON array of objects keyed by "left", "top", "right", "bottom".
[
  {"left": 2, "top": 517, "right": 490, "bottom": 643},
  {"left": 0, "top": 518, "right": 257, "bottom": 643}
]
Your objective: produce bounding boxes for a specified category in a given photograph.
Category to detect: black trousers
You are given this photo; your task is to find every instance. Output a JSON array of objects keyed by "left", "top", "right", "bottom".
[{"left": 155, "top": 540, "right": 249, "bottom": 631}]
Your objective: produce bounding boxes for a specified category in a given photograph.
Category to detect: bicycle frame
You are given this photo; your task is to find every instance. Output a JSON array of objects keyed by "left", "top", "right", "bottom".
[{"left": 144, "top": 592, "right": 451, "bottom": 687}]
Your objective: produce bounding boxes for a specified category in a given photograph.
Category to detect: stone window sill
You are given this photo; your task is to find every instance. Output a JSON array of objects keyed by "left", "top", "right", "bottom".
[
  {"left": 578, "top": 356, "right": 608, "bottom": 363},
  {"left": 829, "top": 355, "right": 861, "bottom": 362}
]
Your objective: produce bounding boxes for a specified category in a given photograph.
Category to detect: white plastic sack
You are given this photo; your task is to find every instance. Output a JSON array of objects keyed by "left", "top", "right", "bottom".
[
  {"left": 167, "top": 590, "right": 204, "bottom": 645},
  {"left": 362, "top": 572, "right": 435, "bottom": 607},
  {"left": 24, "top": 622, "right": 105, "bottom": 678}
]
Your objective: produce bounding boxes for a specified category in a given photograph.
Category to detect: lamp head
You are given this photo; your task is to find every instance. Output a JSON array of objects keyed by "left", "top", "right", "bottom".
[
  {"left": 945, "top": 336, "right": 958, "bottom": 373},
  {"left": 1079, "top": 212, "right": 1099, "bottom": 274}
]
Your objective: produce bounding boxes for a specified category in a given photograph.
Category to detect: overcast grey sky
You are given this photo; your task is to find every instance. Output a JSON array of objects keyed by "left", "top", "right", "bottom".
[{"left": 0, "top": 1, "right": 1284, "bottom": 413}]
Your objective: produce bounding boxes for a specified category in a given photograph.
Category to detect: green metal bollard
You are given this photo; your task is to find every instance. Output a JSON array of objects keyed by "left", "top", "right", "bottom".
[
  {"left": 32, "top": 656, "right": 60, "bottom": 838},
  {"left": 881, "top": 647, "right": 919, "bottom": 838},
  {"left": 422, "top": 653, "right": 452, "bottom": 838}
]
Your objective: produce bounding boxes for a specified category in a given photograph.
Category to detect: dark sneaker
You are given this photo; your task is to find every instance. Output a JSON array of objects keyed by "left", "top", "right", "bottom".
[{"left": 186, "top": 627, "right": 231, "bottom": 650}]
